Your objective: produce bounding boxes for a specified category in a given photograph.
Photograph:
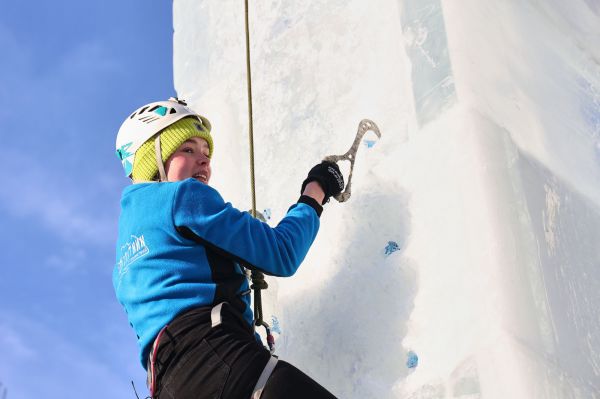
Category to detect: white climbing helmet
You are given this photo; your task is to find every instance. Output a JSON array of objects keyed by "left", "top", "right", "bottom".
[{"left": 115, "top": 97, "right": 212, "bottom": 178}]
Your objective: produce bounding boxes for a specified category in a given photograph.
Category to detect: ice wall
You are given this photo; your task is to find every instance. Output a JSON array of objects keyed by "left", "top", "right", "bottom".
[{"left": 173, "top": 0, "right": 600, "bottom": 397}]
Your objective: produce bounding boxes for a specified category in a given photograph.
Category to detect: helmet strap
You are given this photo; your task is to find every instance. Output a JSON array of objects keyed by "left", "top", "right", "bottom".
[{"left": 155, "top": 134, "right": 168, "bottom": 182}]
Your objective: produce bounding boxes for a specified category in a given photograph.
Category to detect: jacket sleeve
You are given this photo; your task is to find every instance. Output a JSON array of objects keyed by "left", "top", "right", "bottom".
[{"left": 172, "top": 179, "right": 321, "bottom": 277}]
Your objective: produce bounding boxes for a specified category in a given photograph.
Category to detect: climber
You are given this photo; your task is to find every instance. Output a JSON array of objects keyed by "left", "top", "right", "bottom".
[{"left": 113, "top": 98, "right": 340, "bottom": 398}]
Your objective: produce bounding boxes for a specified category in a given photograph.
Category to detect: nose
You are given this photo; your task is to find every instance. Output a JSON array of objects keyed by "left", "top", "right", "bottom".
[{"left": 196, "top": 153, "right": 210, "bottom": 165}]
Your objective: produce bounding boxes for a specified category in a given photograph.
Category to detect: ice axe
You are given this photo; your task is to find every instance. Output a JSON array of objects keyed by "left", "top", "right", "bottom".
[{"left": 323, "top": 119, "right": 382, "bottom": 202}]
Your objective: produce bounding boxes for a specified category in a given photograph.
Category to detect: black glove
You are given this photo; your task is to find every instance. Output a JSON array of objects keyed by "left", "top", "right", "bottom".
[{"left": 301, "top": 161, "right": 345, "bottom": 204}]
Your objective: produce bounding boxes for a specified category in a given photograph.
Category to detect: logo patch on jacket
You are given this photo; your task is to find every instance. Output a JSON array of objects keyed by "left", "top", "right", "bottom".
[{"left": 117, "top": 235, "right": 149, "bottom": 285}]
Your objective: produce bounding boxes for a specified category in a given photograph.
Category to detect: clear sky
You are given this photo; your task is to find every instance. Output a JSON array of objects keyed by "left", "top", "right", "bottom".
[{"left": 0, "top": 1, "right": 175, "bottom": 397}]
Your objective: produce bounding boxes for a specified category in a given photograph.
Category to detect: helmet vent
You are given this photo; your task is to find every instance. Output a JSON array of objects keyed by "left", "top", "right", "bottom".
[
  {"left": 169, "top": 108, "right": 177, "bottom": 114},
  {"left": 140, "top": 115, "right": 160, "bottom": 123},
  {"left": 139, "top": 106, "right": 149, "bottom": 114},
  {"left": 147, "top": 105, "right": 170, "bottom": 116}
]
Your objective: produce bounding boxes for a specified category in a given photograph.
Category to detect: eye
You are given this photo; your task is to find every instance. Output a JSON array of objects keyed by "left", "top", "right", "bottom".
[{"left": 182, "top": 147, "right": 194, "bottom": 154}]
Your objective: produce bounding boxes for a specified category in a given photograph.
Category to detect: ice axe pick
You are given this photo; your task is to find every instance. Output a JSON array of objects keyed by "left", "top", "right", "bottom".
[{"left": 323, "top": 119, "right": 381, "bottom": 202}]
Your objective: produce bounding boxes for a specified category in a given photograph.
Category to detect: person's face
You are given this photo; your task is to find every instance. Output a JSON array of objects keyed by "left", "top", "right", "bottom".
[{"left": 165, "top": 137, "right": 211, "bottom": 184}]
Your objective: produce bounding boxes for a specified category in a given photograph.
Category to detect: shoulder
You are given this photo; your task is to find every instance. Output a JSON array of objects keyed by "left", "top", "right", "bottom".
[
  {"left": 174, "top": 179, "right": 224, "bottom": 201},
  {"left": 121, "top": 181, "right": 181, "bottom": 203},
  {"left": 171, "top": 179, "right": 229, "bottom": 215},
  {"left": 122, "top": 179, "right": 218, "bottom": 197}
]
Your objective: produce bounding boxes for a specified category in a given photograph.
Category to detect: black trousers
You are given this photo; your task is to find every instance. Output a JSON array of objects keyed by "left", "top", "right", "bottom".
[{"left": 150, "top": 305, "right": 337, "bottom": 399}]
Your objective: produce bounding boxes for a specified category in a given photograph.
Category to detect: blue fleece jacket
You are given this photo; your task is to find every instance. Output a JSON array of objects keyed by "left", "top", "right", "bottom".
[{"left": 113, "top": 178, "right": 320, "bottom": 367}]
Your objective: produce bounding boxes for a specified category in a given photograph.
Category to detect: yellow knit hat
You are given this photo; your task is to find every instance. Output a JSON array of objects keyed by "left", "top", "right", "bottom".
[{"left": 131, "top": 116, "right": 213, "bottom": 182}]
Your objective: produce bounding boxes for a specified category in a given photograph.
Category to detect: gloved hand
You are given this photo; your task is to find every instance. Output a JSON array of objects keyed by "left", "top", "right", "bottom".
[{"left": 301, "top": 161, "right": 345, "bottom": 204}]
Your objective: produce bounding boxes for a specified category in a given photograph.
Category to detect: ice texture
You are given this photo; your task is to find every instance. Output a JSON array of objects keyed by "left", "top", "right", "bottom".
[{"left": 173, "top": 0, "right": 600, "bottom": 397}]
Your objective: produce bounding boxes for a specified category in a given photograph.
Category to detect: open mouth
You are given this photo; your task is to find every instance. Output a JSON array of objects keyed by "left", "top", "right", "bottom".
[{"left": 192, "top": 173, "right": 208, "bottom": 183}]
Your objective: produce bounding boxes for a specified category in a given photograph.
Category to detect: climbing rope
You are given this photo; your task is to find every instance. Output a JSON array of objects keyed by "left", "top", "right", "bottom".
[
  {"left": 244, "top": 0, "right": 275, "bottom": 353},
  {"left": 244, "top": 0, "right": 257, "bottom": 217}
]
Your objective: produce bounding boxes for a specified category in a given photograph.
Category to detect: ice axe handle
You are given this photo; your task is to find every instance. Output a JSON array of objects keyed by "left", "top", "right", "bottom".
[{"left": 323, "top": 119, "right": 381, "bottom": 203}]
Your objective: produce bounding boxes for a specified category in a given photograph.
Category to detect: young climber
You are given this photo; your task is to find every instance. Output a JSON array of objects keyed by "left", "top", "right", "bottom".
[{"left": 114, "top": 98, "right": 342, "bottom": 399}]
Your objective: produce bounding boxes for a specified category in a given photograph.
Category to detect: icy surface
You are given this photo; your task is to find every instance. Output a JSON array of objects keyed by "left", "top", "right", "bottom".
[{"left": 173, "top": 0, "right": 600, "bottom": 397}]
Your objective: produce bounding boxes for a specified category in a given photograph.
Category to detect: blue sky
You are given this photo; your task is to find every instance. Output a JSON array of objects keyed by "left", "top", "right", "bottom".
[{"left": 0, "top": 1, "right": 175, "bottom": 397}]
